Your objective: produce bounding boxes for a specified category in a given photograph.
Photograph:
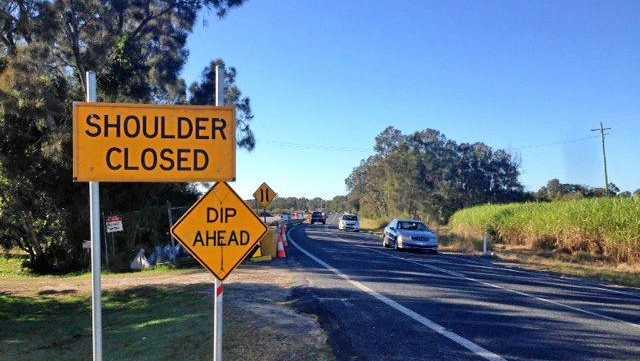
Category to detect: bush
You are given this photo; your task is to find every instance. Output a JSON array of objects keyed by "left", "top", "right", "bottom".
[{"left": 449, "top": 198, "right": 640, "bottom": 263}]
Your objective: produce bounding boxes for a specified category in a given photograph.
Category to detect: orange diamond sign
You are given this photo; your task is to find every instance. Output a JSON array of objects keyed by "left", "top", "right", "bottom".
[
  {"left": 170, "top": 182, "right": 268, "bottom": 280},
  {"left": 253, "top": 182, "right": 277, "bottom": 208}
]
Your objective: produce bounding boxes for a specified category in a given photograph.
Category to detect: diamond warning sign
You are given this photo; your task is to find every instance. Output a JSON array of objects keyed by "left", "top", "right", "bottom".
[{"left": 170, "top": 182, "right": 268, "bottom": 280}]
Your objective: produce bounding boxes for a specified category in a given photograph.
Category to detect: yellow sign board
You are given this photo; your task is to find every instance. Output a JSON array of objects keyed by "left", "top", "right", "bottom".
[
  {"left": 253, "top": 182, "right": 277, "bottom": 208},
  {"left": 170, "top": 182, "right": 268, "bottom": 280},
  {"left": 73, "top": 102, "right": 235, "bottom": 182}
]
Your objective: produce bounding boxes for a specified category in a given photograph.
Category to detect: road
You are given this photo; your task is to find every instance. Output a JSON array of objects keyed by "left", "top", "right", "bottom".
[{"left": 286, "top": 222, "right": 640, "bottom": 361}]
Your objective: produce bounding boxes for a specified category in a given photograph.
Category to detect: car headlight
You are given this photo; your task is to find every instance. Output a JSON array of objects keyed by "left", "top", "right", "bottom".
[{"left": 398, "top": 235, "right": 410, "bottom": 242}]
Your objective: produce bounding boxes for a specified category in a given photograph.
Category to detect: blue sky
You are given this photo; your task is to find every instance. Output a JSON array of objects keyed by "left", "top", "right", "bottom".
[{"left": 182, "top": 0, "right": 640, "bottom": 199}]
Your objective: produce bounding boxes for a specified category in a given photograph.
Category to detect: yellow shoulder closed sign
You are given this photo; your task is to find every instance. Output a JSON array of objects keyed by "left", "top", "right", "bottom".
[{"left": 73, "top": 102, "right": 235, "bottom": 182}]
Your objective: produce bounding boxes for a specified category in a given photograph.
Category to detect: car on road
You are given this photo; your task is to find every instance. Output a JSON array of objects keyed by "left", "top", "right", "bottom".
[
  {"left": 280, "top": 212, "right": 292, "bottom": 222},
  {"left": 310, "top": 211, "right": 326, "bottom": 225},
  {"left": 383, "top": 219, "right": 438, "bottom": 252},
  {"left": 258, "top": 211, "right": 278, "bottom": 225},
  {"left": 338, "top": 213, "right": 360, "bottom": 231}
]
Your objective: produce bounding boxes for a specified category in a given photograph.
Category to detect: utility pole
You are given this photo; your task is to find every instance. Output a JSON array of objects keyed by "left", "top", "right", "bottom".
[{"left": 591, "top": 122, "right": 611, "bottom": 196}]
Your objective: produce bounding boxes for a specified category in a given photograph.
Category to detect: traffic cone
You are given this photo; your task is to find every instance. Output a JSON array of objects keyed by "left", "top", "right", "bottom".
[{"left": 277, "top": 235, "right": 287, "bottom": 258}]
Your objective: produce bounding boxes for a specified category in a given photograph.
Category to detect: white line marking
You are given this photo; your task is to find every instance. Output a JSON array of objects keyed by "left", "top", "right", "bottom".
[
  {"left": 288, "top": 227, "right": 506, "bottom": 361},
  {"left": 365, "top": 248, "right": 640, "bottom": 331}
]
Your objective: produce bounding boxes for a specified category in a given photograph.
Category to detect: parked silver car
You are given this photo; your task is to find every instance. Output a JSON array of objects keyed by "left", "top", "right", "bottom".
[{"left": 383, "top": 219, "right": 438, "bottom": 252}]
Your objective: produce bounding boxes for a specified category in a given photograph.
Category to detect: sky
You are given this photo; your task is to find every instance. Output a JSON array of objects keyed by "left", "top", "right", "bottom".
[{"left": 181, "top": 0, "right": 640, "bottom": 199}]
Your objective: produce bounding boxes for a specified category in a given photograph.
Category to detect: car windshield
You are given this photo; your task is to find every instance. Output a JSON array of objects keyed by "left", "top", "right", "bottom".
[
  {"left": 398, "top": 221, "right": 428, "bottom": 231},
  {"left": 342, "top": 215, "right": 357, "bottom": 221},
  {"left": 312, "top": 212, "right": 322, "bottom": 217}
]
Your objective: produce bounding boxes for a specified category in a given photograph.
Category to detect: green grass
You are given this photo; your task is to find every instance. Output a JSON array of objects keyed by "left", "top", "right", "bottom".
[
  {"left": 0, "top": 284, "right": 215, "bottom": 361},
  {"left": 0, "top": 253, "right": 29, "bottom": 277},
  {"left": 449, "top": 197, "right": 640, "bottom": 263}
]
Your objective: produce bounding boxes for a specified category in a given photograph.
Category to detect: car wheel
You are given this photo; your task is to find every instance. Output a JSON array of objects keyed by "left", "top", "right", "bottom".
[{"left": 382, "top": 237, "right": 389, "bottom": 248}]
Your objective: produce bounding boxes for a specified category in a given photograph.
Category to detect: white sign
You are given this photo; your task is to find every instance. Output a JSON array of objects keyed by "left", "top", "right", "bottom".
[{"left": 106, "top": 216, "right": 123, "bottom": 233}]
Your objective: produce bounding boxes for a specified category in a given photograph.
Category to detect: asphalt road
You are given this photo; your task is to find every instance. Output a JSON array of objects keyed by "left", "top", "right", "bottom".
[{"left": 286, "top": 222, "right": 640, "bottom": 361}]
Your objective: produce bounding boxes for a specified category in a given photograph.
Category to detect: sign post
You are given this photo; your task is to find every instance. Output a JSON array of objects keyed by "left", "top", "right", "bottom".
[
  {"left": 253, "top": 182, "right": 277, "bottom": 223},
  {"left": 170, "top": 182, "right": 268, "bottom": 358},
  {"left": 75, "top": 64, "right": 238, "bottom": 361},
  {"left": 86, "top": 71, "right": 102, "bottom": 361},
  {"left": 213, "top": 63, "right": 224, "bottom": 361}
]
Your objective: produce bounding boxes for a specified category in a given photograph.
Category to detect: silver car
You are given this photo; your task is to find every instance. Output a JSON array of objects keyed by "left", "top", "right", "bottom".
[{"left": 383, "top": 219, "right": 438, "bottom": 252}]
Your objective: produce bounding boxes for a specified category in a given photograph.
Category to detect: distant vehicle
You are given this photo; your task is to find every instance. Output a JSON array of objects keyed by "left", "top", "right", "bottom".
[
  {"left": 280, "top": 213, "right": 292, "bottom": 222},
  {"left": 310, "top": 211, "right": 326, "bottom": 225},
  {"left": 258, "top": 211, "right": 278, "bottom": 225},
  {"left": 338, "top": 213, "right": 360, "bottom": 231},
  {"left": 383, "top": 219, "right": 438, "bottom": 252}
]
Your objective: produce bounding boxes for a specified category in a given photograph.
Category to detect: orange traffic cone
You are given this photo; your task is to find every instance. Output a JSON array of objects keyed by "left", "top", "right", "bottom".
[{"left": 277, "top": 234, "right": 287, "bottom": 258}]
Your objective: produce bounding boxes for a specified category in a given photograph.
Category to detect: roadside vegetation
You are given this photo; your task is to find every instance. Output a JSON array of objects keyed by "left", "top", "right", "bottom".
[
  {"left": 0, "top": 257, "right": 332, "bottom": 361},
  {"left": 0, "top": 1, "right": 256, "bottom": 273},
  {"left": 449, "top": 197, "right": 640, "bottom": 263},
  {"left": 443, "top": 197, "right": 640, "bottom": 287}
]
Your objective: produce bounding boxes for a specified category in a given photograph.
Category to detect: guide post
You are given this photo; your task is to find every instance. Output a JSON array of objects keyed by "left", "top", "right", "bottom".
[{"left": 87, "top": 71, "right": 103, "bottom": 361}]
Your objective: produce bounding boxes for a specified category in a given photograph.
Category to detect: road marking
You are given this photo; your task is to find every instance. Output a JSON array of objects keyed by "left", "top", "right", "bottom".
[
  {"left": 288, "top": 227, "right": 507, "bottom": 361},
  {"left": 325, "top": 226, "right": 640, "bottom": 301},
  {"left": 365, "top": 247, "right": 640, "bottom": 331},
  {"left": 311, "top": 226, "right": 640, "bottom": 331}
]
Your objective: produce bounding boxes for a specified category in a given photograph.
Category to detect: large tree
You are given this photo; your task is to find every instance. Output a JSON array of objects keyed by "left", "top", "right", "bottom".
[
  {"left": 346, "top": 127, "right": 525, "bottom": 223},
  {"left": 0, "top": 0, "right": 253, "bottom": 272}
]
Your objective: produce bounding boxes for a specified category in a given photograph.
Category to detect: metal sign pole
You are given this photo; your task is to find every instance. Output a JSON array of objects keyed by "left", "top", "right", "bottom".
[
  {"left": 87, "top": 71, "right": 102, "bottom": 361},
  {"left": 213, "top": 62, "right": 225, "bottom": 361}
]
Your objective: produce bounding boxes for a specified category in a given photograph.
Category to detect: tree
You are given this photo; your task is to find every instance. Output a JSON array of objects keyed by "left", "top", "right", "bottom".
[
  {"left": 346, "top": 127, "right": 524, "bottom": 223},
  {"left": 189, "top": 59, "right": 255, "bottom": 149},
  {"left": 0, "top": 0, "right": 251, "bottom": 272}
]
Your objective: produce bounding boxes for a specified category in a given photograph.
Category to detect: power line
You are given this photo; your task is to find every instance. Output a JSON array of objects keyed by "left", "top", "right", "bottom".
[
  {"left": 591, "top": 122, "right": 612, "bottom": 194},
  {"left": 512, "top": 135, "right": 601, "bottom": 150},
  {"left": 266, "top": 134, "right": 602, "bottom": 153},
  {"left": 265, "top": 140, "right": 370, "bottom": 152}
]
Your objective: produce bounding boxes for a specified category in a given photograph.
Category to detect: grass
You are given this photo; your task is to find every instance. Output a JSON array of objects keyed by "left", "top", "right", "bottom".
[
  {"left": 359, "top": 218, "right": 389, "bottom": 233},
  {"left": 0, "top": 284, "right": 214, "bottom": 361},
  {"left": 446, "top": 198, "right": 640, "bottom": 288},
  {"left": 449, "top": 197, "right": 640, "bottom": 263},
  {"left": 0, "top": 253, "right": 29, "bottom": 277},
  {"left": 494, "top": 248, "right": 640, "bottom": 288},
  {"left": 0, "top": 257, "right": 333, "bottom": 361}
]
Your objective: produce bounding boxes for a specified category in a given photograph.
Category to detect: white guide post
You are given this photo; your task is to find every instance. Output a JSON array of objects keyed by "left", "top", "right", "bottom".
[
  {"left": 213, "top": 62, "right": 225, "bottom": 361},
  {"left": 483, "top": 233, "right": 489, "bottom": 256},
  {"left": 87, "top": 71, "right": 102, "bottom": 361}
]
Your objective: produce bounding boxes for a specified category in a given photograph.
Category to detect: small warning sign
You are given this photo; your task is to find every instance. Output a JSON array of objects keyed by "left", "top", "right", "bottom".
[{"left": 253, "top": 182, "right": 277, "bottom": 208}]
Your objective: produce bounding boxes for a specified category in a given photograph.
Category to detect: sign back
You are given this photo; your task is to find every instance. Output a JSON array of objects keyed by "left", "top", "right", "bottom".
[{"left": 73, "top": 102, "right": 235, "bottom": 182}]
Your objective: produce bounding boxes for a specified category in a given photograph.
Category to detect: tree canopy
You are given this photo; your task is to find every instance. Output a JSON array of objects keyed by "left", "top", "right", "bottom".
[
  {"left": 345, "top": 127, "right": 525, "bottom": 224},
  {"left": 0, "top": 0, "right": 253, "bottom": 272}
]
